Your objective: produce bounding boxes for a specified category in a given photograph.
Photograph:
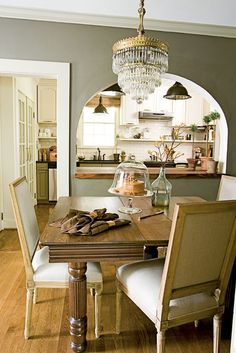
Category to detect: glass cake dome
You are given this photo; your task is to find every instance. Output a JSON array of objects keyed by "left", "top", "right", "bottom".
[{"left": 108, "top": 160, "right": 153, "bottom": 214}]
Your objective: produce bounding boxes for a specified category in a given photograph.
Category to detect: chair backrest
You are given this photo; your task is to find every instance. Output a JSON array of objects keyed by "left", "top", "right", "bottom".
[
  {"left": 9, "top": 176, "right": 39, "bottom": 279},
  {"left": 159, "top": 201, "right": 236, "bottom": 321},
  {"left": 217, "top": 175, "right": 236, "bottom": 201}
]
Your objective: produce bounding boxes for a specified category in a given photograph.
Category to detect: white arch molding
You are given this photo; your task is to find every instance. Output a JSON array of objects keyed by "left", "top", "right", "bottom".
[
  {"left": 0, "top": 58, "right": 70, "bottom": 197},
  {"left": 165, "top": 73, "right": 227, "bottom": 173}
]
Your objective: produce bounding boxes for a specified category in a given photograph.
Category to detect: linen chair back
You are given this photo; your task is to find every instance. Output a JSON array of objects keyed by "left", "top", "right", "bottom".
[
  {"left": 159, "top": 201, "right": 236, "bottom": 321},
  {"left": 217, "top": 175, "right": 236, "bottom": 201},
  {"left": 9, "top": 176, "right": 39, "bottom": 279}
]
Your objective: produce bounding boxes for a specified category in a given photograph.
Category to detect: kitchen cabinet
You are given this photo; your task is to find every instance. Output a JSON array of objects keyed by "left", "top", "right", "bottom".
[
  {"left": 37, "top": 79, "right": 57, "bottom": 122},
  {"left": 185, "top": 91, "right": 210, "bottom": 126},
  {"left": 138, "top": 85, "right": 173, "bottom": 114},
  {"left": 36, "top": 162, "right": 49, "bottom": 203},
  {"left": 37, "top": 80, "right": 57, "bottom": 150},
  {"left": 120, "top": 95, "right": 139, "bottom": 125},
  {"left": 120, "top": 83, "right": 210, "bottom": 127}
]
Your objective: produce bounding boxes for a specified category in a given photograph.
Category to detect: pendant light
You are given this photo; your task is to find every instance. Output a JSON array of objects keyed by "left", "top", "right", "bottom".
[
  {"left": 101, "top": 83, "right": 124, "bottom": 97},
  {"left": 93, "top": 96, "right": 108, "bottom": 114},
  {"left": 112, "top": 0, "right": 168, "bottom": 105},
  {"left": 164, "top": 82, "right": 191, "bottom": 100}
]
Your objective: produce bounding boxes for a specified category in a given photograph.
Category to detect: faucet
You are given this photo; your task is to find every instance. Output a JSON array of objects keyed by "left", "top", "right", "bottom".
[
  {"left": 102, "top": 154, "right": 106, "bottom": 160},
  {"left": 97, "top": 148, "right": 101, "bottom": 160}
]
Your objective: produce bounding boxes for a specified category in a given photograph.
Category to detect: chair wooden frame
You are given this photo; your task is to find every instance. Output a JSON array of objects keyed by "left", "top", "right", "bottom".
[
  {"left": 116, "top": 201, "right": 236, "bottom": 353},
  {"left": 9, "top": 176, "right": 103, "bottom": 339}
]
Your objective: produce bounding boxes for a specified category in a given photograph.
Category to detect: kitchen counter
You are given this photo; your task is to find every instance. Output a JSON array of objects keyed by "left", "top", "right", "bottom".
[
  {"left": 37, "top": 160, "right": 57, "bottom": 168},
  {"left": 73, "top": 167, "right": 222, "bottom": 200},
  {"left": 75, "top": 167, "right": 221, "bottom": 179},
  {"left": 76, "top": 159, "right": 119, "bottom": 167}
]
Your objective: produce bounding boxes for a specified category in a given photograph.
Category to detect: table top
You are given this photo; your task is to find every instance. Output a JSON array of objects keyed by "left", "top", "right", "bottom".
[
  {"left": 40, "top": 196, "right": 204, "bottom": 263},
  {"left": 40, "top": 196, "right": 172, "bottom": 262}
]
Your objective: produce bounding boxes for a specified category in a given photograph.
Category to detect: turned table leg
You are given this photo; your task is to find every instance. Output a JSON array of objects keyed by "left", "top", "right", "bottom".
[{"left": 68, "top": 262, "right": 87, "bottom": 353}]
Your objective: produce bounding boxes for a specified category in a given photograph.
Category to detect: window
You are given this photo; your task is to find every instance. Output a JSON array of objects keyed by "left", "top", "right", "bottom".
[{"left": 82, "top": 107, "right": 116, "bottom": 147}]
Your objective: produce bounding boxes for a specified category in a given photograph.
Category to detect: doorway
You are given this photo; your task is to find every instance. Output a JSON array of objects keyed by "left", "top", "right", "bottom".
[{"left": 0, "top": 59, "right": 70, "bottom": 228}]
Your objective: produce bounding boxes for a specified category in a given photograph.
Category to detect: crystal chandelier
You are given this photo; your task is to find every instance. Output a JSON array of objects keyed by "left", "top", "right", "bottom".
[{"left": 112, "top": 0, "right": 168, "bottom": 104}]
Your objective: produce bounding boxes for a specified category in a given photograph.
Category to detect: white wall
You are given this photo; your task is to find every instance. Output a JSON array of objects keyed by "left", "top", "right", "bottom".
[{"left": 0, "top": 77, "right": 16, "bottom": 227}]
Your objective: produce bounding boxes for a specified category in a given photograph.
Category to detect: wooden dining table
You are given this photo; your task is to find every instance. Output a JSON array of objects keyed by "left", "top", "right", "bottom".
[{"left": 39, "top": 195, "right": 203, "bottom": 352}]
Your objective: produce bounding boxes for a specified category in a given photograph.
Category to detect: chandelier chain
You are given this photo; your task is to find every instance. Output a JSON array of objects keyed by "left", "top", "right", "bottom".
[{"left": 138, "top": 0, "right": 146, "bottom": 36}]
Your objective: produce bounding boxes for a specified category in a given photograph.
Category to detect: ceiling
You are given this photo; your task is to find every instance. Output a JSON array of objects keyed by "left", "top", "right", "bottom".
[{"left": 0, "top": 0, "right": 235, "bottom": 38}]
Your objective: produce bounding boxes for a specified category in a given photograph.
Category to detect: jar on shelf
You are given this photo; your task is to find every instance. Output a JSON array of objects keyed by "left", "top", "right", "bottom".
[{"left": 151, "top": 166, "right": 172, "bottom": 207}]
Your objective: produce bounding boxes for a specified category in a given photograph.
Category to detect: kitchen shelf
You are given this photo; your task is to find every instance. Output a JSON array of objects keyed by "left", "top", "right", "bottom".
[
  {"left": 38, "top": 136, "right": 57, "bottom": 140},
  {"left": 118, "top": 138, "right": 156, "bottom": 142},
  {"left": 117, "top": 138, "right": 213, "bottom": 143},
  {"left": 38, "top": 121, "right": 57, "bottom": 125}
]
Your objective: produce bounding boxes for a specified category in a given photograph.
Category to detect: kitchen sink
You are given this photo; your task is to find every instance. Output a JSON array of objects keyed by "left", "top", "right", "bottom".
[{"left": 143, "top": 161, "right": 176, "bottom": 167}]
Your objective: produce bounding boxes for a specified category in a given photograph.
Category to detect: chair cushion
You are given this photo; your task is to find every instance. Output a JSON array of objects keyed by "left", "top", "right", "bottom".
[
  {"left": 32, "top": 246, "right": 103, "bottom": 284},
  {"left": 117, "top": 258, "right": 218, "bottom": 323}
]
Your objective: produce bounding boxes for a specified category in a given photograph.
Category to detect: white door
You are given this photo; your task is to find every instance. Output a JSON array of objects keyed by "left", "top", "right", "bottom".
[
  {"left": 18, "top": 91, "right": 27, "bottom": 178},
  {"left": 18, "top": 91, "right": 36, "bottom": 199},
  {"left": 26, "top": 97, "right": 35, "bottom": 196},
  {"left": 0, "top": 110, "right": 3, "bottom": 231}
]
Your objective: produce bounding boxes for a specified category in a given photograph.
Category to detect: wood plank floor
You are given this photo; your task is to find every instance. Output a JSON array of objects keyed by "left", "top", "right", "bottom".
[{"left": 0, "top": 204, "right": 231, "bottom": 353}]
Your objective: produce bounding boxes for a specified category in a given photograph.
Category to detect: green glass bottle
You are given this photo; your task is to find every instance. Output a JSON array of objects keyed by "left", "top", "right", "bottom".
[{"left": 151, "top": 166, "right": 172, "bottom": 207}]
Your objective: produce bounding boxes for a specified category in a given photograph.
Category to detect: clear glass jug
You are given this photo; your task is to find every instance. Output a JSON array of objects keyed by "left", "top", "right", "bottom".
[{"left": 151, "top": 166, "right": 172, "bottom": 207}]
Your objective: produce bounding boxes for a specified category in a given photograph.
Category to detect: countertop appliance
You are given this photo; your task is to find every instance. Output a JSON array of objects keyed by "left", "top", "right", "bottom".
[{"left": 48, "top": 162, "right": 57, "bottom": 201}]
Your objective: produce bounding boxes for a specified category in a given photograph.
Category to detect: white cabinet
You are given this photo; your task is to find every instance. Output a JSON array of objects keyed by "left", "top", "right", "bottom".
[
  {"left": 138, "top": 85, "right": 173, "bottom": 114},
  {"left": 185, "top": 91, "right": 210, "bottom": 126},
  {"left": 139, "top": 91, "right": 157, "bottom": 112},
  {"left": 156, "top": 85, "right": 173, "bottom": 114},
  {"left": 120, "top": 82, "right": 211, "bottom": 127},
  {"left": 37, "top": 79, "right": 57, "bottom": 122},
  {"left": 120, "top": 95, "right": 139, "bottom": 125},
  {"left": 172, "top": 100, "right": 187, "bottom": 125}
]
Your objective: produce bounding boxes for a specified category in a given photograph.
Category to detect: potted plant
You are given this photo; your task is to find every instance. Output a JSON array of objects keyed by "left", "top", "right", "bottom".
[
  {"left": 201, "top": 111, "right": 220, "bottom": 170},
  {"left": 120, "top": 150, "right": 126, "bottom": 162},
  {"left": 187, "top": 124, "right": 198, "bottom": 170}
]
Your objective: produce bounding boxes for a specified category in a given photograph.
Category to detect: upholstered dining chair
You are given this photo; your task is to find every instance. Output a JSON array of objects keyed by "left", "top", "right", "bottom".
[
  {"left": 9, "top": 176, "right": 103, "bottom": 339},
  {"left": 116, "top": 200, "right": 236, "bottom": 353},
  {"left": 217, "top": 175, "right": 236, "bottom": 201}
]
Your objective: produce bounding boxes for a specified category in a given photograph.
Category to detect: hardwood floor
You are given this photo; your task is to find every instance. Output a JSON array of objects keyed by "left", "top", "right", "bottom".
[{"left": 0, "top": 204, "right": 231, "bottom": 353}]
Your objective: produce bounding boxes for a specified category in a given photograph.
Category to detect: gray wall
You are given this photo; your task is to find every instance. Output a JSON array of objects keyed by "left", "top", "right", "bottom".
[
  {"left": 75, "top": 177, "right": 220, "bottom": 201},
  {"left": 0, "top": 18, "right": 235, "bottom": 194}
]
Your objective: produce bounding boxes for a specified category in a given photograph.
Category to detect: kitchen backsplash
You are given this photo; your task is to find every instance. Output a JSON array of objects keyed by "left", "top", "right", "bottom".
[{"left": 77, "top": 120, "right": 208, "bottom": 163}]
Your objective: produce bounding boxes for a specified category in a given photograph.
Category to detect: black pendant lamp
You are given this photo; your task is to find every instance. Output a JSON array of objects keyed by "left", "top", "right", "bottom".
[
  {"left": 93, "top": 96, "right": 108, "bottom": 114},
  {"left": 101, "top": 83, "right": 124, "bottom": 97},
  {"left": 164, "top": 82, "right": 191, "bottom": 100}
]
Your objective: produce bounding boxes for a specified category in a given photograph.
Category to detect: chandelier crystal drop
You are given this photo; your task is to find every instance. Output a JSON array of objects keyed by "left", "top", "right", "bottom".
[{"left": 112, "top": 0, "right": 168, "bottom": 104}]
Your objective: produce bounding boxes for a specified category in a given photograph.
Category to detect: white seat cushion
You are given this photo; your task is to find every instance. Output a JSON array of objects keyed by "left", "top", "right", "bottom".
[
  {"left": 117, "top": 258, "right": 218, "bottom": 323},
  {"left": 32, "top": 246, "right": 102, "bottom": 284}
]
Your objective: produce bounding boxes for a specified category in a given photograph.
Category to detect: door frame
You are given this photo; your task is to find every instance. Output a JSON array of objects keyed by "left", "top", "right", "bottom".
[
  {"left": 0, "top": 103, "right": 3, "bottom": 231},
  {"left": 0, "top": 58, "right": 70, "bottom": 198}
]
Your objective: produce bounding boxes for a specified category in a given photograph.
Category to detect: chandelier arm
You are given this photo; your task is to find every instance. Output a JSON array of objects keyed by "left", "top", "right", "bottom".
[{"left": 138, "top": 0, "right": 146, "bottom": 36}]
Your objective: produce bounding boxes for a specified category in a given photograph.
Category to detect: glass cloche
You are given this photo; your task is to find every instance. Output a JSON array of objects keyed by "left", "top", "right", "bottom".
[{"left": 108, "top": 160, "right": 153, "bottom": 214}]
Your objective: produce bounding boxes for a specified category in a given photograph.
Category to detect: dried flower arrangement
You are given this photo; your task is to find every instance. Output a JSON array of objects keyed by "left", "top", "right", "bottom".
[{"left": 148, "top": 125, "right": 186, "bottom": 167}]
